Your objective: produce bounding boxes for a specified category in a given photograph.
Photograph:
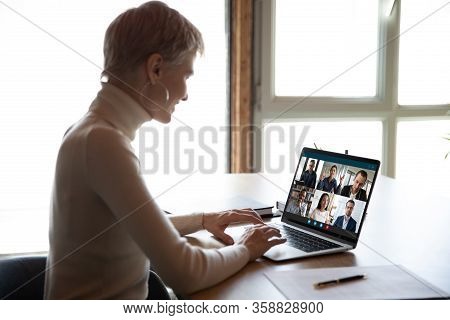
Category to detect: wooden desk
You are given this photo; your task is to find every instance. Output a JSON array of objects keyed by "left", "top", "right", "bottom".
[{"left": 149, "top": 173, "right": 450, "bottom": 299}]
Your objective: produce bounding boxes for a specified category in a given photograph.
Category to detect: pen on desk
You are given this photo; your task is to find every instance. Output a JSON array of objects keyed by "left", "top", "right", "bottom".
[{"left": 314, "top": 274, "right": 367, "bottom": 289}]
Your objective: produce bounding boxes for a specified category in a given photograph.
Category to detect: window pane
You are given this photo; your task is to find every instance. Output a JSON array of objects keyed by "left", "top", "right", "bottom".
[
  {"left": 0, "top": 0, "right": 227, "bottom": 253},
  {"left": 262, "top": 121, "right": 382, "bottom": 175},
  {"left": 397, "top": 120, "right": 450, "bottom": 199},
  {"left": 274, "top": 0, "right": 379, "bottom": 97},
  {"left": 398, "top": 0, "right": 450, "bottom": 105}
]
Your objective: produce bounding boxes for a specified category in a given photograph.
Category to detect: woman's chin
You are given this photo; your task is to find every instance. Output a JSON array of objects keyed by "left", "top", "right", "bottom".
[
  {"left": 154, "top": 114, "right": 172, "bottom": 124},
  {"left": 149, "top": 108, "right": 174, "bottom": 124}
]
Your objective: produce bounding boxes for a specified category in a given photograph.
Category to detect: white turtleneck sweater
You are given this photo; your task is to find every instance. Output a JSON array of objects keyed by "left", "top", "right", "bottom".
[{"left": 44, "top": 83, "right": 250, "bottom": 299}]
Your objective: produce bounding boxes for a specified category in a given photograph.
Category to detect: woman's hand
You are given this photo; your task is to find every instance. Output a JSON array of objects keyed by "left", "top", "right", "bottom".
[
  {"left": 237, "top": 224, "right": 286, "bottom": 261},
  {"left": 202, "top": 209, "right": 264, "bottom": 245}
]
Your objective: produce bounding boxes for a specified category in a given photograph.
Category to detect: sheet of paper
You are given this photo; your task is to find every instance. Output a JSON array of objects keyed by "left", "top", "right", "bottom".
[{"left": 264, "top": 265, "right": 448, "bottom": 299}]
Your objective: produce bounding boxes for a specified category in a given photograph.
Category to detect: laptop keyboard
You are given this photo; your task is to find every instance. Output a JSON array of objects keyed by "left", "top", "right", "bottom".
[{"left": 270, "top": 223, "right": 342, "bottom": 253}]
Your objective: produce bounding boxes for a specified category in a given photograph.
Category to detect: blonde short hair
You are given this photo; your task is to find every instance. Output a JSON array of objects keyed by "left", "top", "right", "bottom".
[{"left": 103, "top": 1, "right": 204, "bottom": 78}]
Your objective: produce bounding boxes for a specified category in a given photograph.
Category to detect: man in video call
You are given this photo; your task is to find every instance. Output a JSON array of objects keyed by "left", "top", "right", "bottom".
[
  {"left": 286, "top": 190, "right": 308, "bottom": 216},
  {"left": 299, "top": 159, "right": 317, "bottom": 188},
  {"left": 333, "top": 200, "right": 357, "bottom": 232},
  {"left": 340, "top": 170, "right": 368, "bottom": 201}
]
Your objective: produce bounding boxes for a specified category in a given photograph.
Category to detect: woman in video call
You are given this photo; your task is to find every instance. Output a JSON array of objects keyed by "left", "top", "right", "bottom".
[
  {"left": 310, "top": 193, "right": 331, "bottom": 223},
  {"left": 44, "top": 1, "right": 285, "bottom": 299}
]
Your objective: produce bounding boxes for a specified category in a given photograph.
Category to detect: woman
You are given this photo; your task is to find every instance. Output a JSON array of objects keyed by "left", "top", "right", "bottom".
[
  {"left": 44, "top": 1, "right": 284, "bottom": 299},
  {"left": 309, "top": 193, "right": 331, "bottom": 224}
]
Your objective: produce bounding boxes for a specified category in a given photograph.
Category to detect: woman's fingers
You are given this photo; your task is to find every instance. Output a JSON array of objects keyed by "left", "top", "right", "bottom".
[
  {"left": 267, "top": 237, "right": 287, "bottom": 246},
  {"left": 263, "top": 227, "right": 282, "bottom": 239},
  {"left": 226, "top": 208, "right": 264, "bottom": 224},
  {"left": 238, "top": 224, "right": 285, "bottom": 260}
]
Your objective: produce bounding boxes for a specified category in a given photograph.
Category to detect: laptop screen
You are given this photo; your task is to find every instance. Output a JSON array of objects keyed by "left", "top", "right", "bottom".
[{"left": 282, "top": 147, "right": 380, "bottom": 245}]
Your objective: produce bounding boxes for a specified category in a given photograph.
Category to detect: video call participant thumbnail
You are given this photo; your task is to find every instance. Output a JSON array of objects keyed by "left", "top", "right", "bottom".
[
  {"left": 333, "top": 199, "right": 357, "bottom": 232},
  {"left": 340, "top": 170, "right": 368, "bottom": 202}
]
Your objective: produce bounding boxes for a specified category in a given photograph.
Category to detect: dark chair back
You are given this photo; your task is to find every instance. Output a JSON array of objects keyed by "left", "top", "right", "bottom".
[
  {"left": 0, "top": 255, "right": 47, "bottom": 299},
  {"left": 0, "top": 255, "right": 171, "bottom": 300},
  {"left": 147, "top": 270, "right": 172, "bottom": 300}
]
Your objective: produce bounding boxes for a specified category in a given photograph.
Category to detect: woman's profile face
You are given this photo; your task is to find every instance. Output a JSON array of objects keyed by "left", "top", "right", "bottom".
[{"left": 148, "top": 52, "right": 196, "bottom": 124}]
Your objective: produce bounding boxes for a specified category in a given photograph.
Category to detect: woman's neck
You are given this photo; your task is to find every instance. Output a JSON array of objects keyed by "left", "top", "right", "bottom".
[{"left": 107, "top": 76, "right": 145, "bottom": 108}]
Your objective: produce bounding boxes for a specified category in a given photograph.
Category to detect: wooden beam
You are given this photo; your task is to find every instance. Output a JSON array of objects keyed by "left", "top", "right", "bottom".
[{"left": 230, "top": 0, "right": 253, "bottom": 173}]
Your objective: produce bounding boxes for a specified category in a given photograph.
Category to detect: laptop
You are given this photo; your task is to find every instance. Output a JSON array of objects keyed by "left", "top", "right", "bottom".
[{"left": 262, "top": 147, "right": 380, "bottom": 261}]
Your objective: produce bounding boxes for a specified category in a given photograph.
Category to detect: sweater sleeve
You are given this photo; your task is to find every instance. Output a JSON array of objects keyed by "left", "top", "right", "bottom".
[{"left": 85, "top": 127, "right": 250, "bottom": 294}]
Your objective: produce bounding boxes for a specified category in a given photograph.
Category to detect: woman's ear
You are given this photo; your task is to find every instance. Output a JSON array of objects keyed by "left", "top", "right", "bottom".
[{"left": 145, "top": 53, "right": 163, "bottom": 85}]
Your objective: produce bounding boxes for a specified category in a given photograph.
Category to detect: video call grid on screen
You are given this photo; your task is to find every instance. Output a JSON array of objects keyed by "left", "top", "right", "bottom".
[{"left": 283, "top": 149, "right": 379, "bottom": 242}]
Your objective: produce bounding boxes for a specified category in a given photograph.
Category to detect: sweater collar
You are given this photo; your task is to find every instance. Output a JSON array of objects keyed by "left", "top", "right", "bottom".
[{"left": 89, "top": 82, "right": 151, "bottom": 140}]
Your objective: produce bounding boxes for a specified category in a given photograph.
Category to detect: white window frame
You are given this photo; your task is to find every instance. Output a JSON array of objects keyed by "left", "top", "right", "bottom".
[{"left": 253, "top": 0, "right": 450, "bottom": 177}]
